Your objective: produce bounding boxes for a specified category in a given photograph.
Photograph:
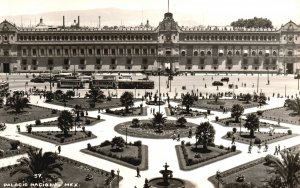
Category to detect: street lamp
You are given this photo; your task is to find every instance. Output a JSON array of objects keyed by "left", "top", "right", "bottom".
[
  {"left": 240, "top": 117, "right": 242, "bottom": 136},
  {"left": 117, "top": 169, "right": 120, "bottom": 188},
  {"left": 216, "top": 170, "right": 222, "bottom": 188}
]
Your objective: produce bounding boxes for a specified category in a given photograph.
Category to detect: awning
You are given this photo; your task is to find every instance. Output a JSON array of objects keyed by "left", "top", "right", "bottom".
[
  {"left": 218, "top": 49, "right": 224, "bottom": 54},
  {"left": 265, "top": 50, "right": 270, "bottom": 54},
  {"left": 243, "top": 50, "right": 249, "bottom": 54}
]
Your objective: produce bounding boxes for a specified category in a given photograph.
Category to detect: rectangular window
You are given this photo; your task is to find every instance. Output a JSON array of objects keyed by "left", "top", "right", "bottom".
[
  {"left": 119, "top": 49, "right": 123, "bottom": 55},
  {"left": 32, "top": 49, "right": 37, "bottom": 56},
  {"left": 32, "top": 59, "right": 37, "bottom": 65},
  {"left": 96, "top": 49, "right": 101, "bottom": 55},
  {"left": 88, "top": 49, "right": 93, "bottom": 55},
  {"left": 64, "top": 59, "right": 69, "bottom": 65},
  {"left": 22, "top": 49, "right": 27, "bottom": 56},
  {"left": 151, "top": 49, "right": 155, "bottom": 55},
  {"left": 56, "top": 49, "right": 61, "bottom": 56},
  {"left": 135, "top": 48, "right": 139, "bottom": 55},
  {"left": 41, "top": 49, "right": 45, "bottom": 56},
  {"left": 80, "top": 49, "right": 84, "bottom": 55},
  {"left": 48, "top": 59, "right": 53, "bottom": 65},
  {"left": 96, "top": 58, "right": 101, "bottom": 64},
  {"left": 111, "top": 59, "right": 116, "bottom": 64},
  {"left": 72, "top": 49, "right": 76, "bottom": 55},
  {"left": 22, "top": 59, "right": 27, "bottom": 65},
  {"left": 127, "top": 49, "right": 132, "bottom": 55},
  {"left": 64, "top": 49, "right": 69, "bottom": 55},
  {"left": 49, "top": 49, "right": 53, "bottom": 56},
  {"left": 104, "top": 49, "right": 108, "bottom": 55},
  {"left": 111, "top": 49, "right": 116, "bottom": 55},
  {"left": 143, "top": 49, "right": 147, "bottom": 55}
]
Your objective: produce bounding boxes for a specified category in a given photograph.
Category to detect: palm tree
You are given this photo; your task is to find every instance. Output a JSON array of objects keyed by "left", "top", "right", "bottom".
[
  {"left": 57, "top": 110, "right": 74, "bottom": 137},
  {"left": 286, "top": 98, "right": 300, "bottom": 115},
  {"left": 265, "top": 151, "right": 300, "bottom": 188},
  {"left": 244, "top": 113, "right": 260, "bottom": 138},
  {"left": 176, "top": 117, "right": 187, "bottom": 127},
  {"left": 5, "top": 93, "right": 30, "bottom": 113},
  {"left": 111, "top": 136, "right": 125, "bottom": 151},
  {"left": 10, "top": 148, "right": 63, "bottom": 184},
  {"left": 195, "top": 121, "right": 215, "bottom": 151},
  {"left": 120, "top": 91, "right": 134, "bottom": 113},
  {"left": 243, "top": 93, "right": 252, "bottom": 103},
  {"left": 231, "top": 104, "right": 244, "bottom": 123},
  {"left": 131, "top": 118, "right": 140, "bottom": 127},
  {"left": 182, "top": 93, "right": 195, "bottom": 114},
  {"left": 152, "top": 112, "right": 167, "bottom": 132},
  {"left": 85, "top": 87, "right": 106, "bottom": 103}
]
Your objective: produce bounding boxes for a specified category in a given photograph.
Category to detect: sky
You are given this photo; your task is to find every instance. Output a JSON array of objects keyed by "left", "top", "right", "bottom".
[{"left": 0, "top": 0, "right": 300, "bottom": 27}]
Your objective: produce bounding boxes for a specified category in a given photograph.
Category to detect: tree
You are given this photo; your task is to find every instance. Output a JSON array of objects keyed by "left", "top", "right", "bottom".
[
  {"left": 45, "top": 91, "right": 54, "bottom": 102},
  {"left": 213, "top": 94, "right": 219, "bottom": 103},
  {"left": 61, "top": 94, "right": 68, "bottom": 102},
  {"left": 258, "top": 93, "right": 267, "bottom": 105},
  {"left": 243, "top": 93, "right": 252, "bottom": 103},
  {"left": 195, "top": 121, "right": 215, "bottom": 151},
  {"left": 120, "top": 91, "right": 134, "bottom": 113},
  {"left": 265, "top": 151, "right": 300, "bottom": 188},
  {"left": 230, "top": 17, "right": 273, "bottom": 28},
  {"left": 182, "top": 93, "right": 195, "bottom": 114},
  {"left": 57, "top": 110, "right": 74, "bottom": 137},
  {"left": 85, "top": 87, "right": 106, "bottom": 103},
  {"left": 10, "top": 148, "right": 63, "bottom": 184},
  {"left": 286, "top": 98, "right": 300, "bottom": 114},
  {"left": 111, "top": 136, "right": 125, "bottom": 151},
  {"left": 176, "top": 117, "right": 187, "bottom": 127},
  {"left": 72, "top": 105, "right": 82, "bottom": 122},
  {"left": 231, "top": 104, "right": 244, "bottom": 123},
  {"left": 131, "top": 118, "right": 140, "bottom": 127},
  {"left": 66, "top": 90, "right": 75, "bottom": 99},
  {"left": 6, "top": 93, "right": 30, "bottom": 113},
  {"left": 244, "top": 113, "right": 260, "bottom": 137},
  {"left": 54, "top": 90, "right": 63, "bottom": 100},
  {"left": 152, "top": 112, "right": 167, "bottom": 132},
  {"left": 0, "top": 97, "right": 3, "bottom": 108}
]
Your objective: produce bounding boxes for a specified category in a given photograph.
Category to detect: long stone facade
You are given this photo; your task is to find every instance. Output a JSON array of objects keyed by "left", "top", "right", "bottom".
[{"left": 0, "top": 12, "right": 300, "bottom": 73}]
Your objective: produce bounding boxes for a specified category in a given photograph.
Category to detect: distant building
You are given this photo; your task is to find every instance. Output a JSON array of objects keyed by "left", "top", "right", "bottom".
[{"left": 0, "top": 12, "right": 299, "bottom": 73}]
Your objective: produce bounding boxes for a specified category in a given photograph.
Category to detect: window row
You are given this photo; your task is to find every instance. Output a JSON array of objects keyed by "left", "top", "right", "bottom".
[
  {"left": 21, "top": 48, "right": 156, "bottom": 56},
  {"left": 184, "top": 35, "right": 278, "bottom": 41},
  {"left": 181, "top": 50, "right": 279, "bottom": 57},
  {"left": 18, "top": 34, "right": 153, "bottom": 41}
]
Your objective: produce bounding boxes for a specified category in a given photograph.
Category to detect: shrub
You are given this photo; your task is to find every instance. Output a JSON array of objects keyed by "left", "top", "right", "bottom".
[
  {"left": 87, "top": 131, "right": 92, "bottom": 137},
  {"left": 207, "top": 110, "right": 211, "bottom": 114},
  {"left": 194, "top": 154, "right": 201, "bottom": 158},
  {"left": 231, "top": 145, "right": 237, "bottom": 152},
  {"left": 226, "top": 131, "right": 232, "bottom": 138},
  {"left": 257, "top": 110, "right": 263, "bottom": 116},
  {"left": 133, "top": 141, "right": 142, "bottom": 146},
  {"left": 10, "top": 140, "right": 20, "bottom": 150},
  {"left": 288, "top": 130, "right": 292, "bottom": 135},
  {"left": 80, "top": 111, "right": 84, "bottom": 117},
  {"left": 51, "top": 109, "right": 58, "bottom": 114},
  {"left": 232, "top": 127, "right": 237, "bottom": 133},
  {"left": 107, "top": 96, "right": 112, "bottom": 101},
  {"left": 86, "top": 119, "right": 91, "bottom": 125},
  {"left": 219, "top": 145, "right": 224, "bottom": 149},
  {"left": 254, "top": 138, "right": 261, "bottom": 144},
  {"left": 35, "top": 119, "right": 41, "bottom": 125},
  {"left": 97, "top": 115, "right": 101, "bottom": 120},
  {"left": 264, "top": 154, "right": 273, "bottom": 165},
  {"left": 89, "top": 102, "right": 95, "bottom": 108},
  {"left": 60, "top": 138, "right": 65, "bottom": 143},
  {"left": 225, "top": 121, "right": 230, "bottom": 126},
  {"left": 185, "top": 142, "right": 191, "bottom": 146},
  {"left": 26, "top": 125, "right": 32, "bottom": 133},
  {"left": 181, "top": 140, "right": 185, "bottom": 145},
  {"left": 87, "top": 143, "right": 92, "bottom": 150},
  {"left": 215, "top": 116, "right": 219, "bottom": 121},
  {"left": 100, "top": 140, "right": 111, "bottom": 147}
]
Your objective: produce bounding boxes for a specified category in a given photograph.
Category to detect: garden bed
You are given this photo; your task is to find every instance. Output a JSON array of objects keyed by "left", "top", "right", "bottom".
[
  {"left": 21, "top": 131, "right": 96, "bottom": 145},
  {"left": 81, "top": 142, "right": 148, "bottom": 170},
  {"left": 0, "top": 156, "right": 121, "bottom": 188},
  {"left": 222, "top": 131, "right": 296, "bottom": 145},
  {"left": 31, "top": 116, "right": 104, "bottom": 127},
  {"left": 165, "top": 107, "right": 210, "bottom": 118},
  {"left": 0, "top": 136, "right": 34, "bottom": 159},
  {"left": 105, "top": 107, "right": 147, "bottom": 117},
  {"left": 176, "top": 143, "right": 241, "bottom": 171},
  {"left": 0, "top": 105, "right": 58, "bottom": 123},
  {"left": 114, "top": 120, "right": 198, "bottom": 139},
  {"left": 261, "top": 107, "right": 300, "bottom": 125}
]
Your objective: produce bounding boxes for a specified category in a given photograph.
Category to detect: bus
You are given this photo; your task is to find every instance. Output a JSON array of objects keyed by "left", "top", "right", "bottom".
[
  {"left": 57, "top": 77, "right": 84, "bottom": 89},
  {"left": 78, "top": 75, "right": 92, "bottom": 83}
]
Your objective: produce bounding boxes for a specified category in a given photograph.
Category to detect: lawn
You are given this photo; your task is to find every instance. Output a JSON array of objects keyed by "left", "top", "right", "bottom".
[
  {"left": 31, "top": 116, "right": 104, "bottom": 127},
  {"left": 165, "top": 106, "right": 210, "bottom": 118},
  {"left": 21, "top": 131, "right": 96, "bottom": 145},
  {"left": 222, "top": 131, "right": 296, "bottom": 145},
  {"left": 106, "top": 107, "right": 147, "bottom": 117},
  {"left": 261, "top": 107, "right": 300, "bottom": 125},
  {"left": 48, "top": 98, "right": 140, "bottom": 110},
  {"left": 176, "top": 143, "right": 241, "bottom": 170},
  {"left": 114, "top": 120, "right": 198, "bottom": 139},
  {"left": 81, "top": 142, "right": 148, "bottom": 170},
  {"left": 217, "top": 117, "right": 286, "bottom": 129},
  {"left": 0, "top": 156, "right": 120, "bottom": 188},
  {"left": 208, "top": 158, "right": 273, "bottom": 188},
  {"left": 0, "top": 136, "right": 33, "bottom": 159},
  {"left": 0, "top": 105, "right": 58, "bottom": 123}
]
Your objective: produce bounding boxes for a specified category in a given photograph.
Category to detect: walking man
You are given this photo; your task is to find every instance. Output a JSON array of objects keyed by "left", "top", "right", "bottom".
[
  {"left": 274, "top": 146, "right": 278, "bottom": 155},
  {"left": 231, "top": 135, "right": 236, "bottom": 145},
  {"left": 136, "top": 167, "right": 141, "bottom": 177},
  {"left": 58, "top": 145, "right": 61, "bottom": 154}
]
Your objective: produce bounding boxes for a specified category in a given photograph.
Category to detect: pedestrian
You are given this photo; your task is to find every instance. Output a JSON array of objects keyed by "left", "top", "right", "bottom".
[
  {"left": 248, "top": 145, "right": 252, "bottom": 153},
  {"left": 58, "top": 145, "right": 61, "bottom": 154},
  {"left": 274, "top": 146, "right": 278, "bottom": 155},
  {"left": 231, "top": 135, "right": 235, "bottom": 145},
  {"left": 264, "top": 141, "right": 268, "bottom": 152},
  {"left": 136, "top": 167, "right": 141, "bottom": 177},
  {"left": 257, "top": 144, "right": 261, "bottom": 153},
  {"left": 177, "top": 133, "right": 180, "bottom": 141},
  {"left": 278, "top": 144, "right": 281, "bottom": 152}
]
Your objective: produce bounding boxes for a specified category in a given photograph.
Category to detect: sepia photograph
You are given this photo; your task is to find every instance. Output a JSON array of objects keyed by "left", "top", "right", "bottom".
[{"left": 0, "top": 0, "right": 300, "bottom": 187}]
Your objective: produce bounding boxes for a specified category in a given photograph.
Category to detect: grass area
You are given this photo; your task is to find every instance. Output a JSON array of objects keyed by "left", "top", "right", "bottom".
[
  {"left": 31, "top": 117, "right": 104, "bottom": 127},
  {"left": 165, "top": 107, "right": 210, "bottom": 118},
  {"left": 21, "top": 131, "right": 96, "bottom": 145},
  {"left": 81, "top": 144, "right": 148, "bottom": 170},
  {"left": 209, "top": 158, "right": 273, "bottom": 187},
  {"left": 48, "top": 98, "right": 139, "bottom": 110},
  {"left": 114, "top": 120, "right": 198, "bottom": 139},
  {"left": 216, "top": 117, "right": 286, "bottom": 129},
  {"left": 0, "top": 156, "right": 121, "bottom": 188},
  {"left": 192, "top": 99, "right": 259, "bottom": 111},
  {"left": 0, "top": 105, "right": 58, "bottom": 123},
  {"left": 222, "top": 131, "right": 296, "bottom": 145},
  {"left": 106, "top": 107, "right": 147, "bottom": 117},
  {"left": 0, "top": 136, "right": 33, "bottom": 159},
  {"left": 176, "top": 143, "right": 241, "bottom": 171},
  {"left": 261, "top": 107, "right": 300, "bottom": 125}
]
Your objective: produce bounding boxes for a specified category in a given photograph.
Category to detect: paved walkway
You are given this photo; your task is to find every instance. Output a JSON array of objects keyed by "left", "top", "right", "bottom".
[{"left": 0, "top": 95, "right": 299, "bottom": 188}]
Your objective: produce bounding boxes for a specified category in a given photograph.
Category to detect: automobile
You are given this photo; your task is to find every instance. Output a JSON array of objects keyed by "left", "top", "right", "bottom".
[
  {"left": 221, "top": 77, "right": 229, "bottom": 82},
  {"left": 30, "top": 77, "right": 45, "bottom": 83},
  {"left": 212, "top": 81, "right": 223, "bottom": 86}
]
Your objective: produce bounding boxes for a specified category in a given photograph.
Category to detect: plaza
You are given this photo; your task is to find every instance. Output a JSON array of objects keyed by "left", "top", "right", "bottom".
[{"left": 0, "top": 72, "right": 300, "bottom": 188}]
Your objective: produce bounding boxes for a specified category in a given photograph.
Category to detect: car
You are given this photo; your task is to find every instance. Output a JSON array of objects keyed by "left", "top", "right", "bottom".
[
  {"left": 221, "top": 77, "right": 229, "bottom": 82},
  {"left": 30, "top": 77, "right": 45, "bottom": 83},
  {"left": 212, "top": 81, "right": 223, "bottom": 86}
]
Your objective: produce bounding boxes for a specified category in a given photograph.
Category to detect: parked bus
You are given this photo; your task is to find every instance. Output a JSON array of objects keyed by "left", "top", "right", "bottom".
[{"left": 57, "top": 77, "right": 84, "bottom": 89}]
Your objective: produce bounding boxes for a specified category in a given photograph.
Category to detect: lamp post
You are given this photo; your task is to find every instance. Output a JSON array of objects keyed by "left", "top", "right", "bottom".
[
  {"left": 240, "top": 117, "right": 242, "bottom": 136},
  {"left": 49, "top": 69, "right": 52, "bottom": 92},
  {"left": 216, "top": 170, "right": 221, "bottom": 188},
  {"left": 117, "top": 169, "right": 120, "bottom": 188}
]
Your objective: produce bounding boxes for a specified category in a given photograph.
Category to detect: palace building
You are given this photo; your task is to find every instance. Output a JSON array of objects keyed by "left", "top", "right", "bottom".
[{"left": 0, "top": 12, "right": 299, "bottom": 74}]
